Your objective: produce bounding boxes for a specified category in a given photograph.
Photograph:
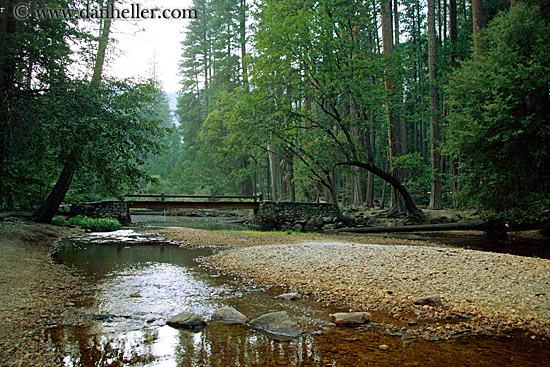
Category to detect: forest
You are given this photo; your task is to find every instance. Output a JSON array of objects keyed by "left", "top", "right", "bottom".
[{"left": 1, "top": 0, "right": 549, "bottom": 227}]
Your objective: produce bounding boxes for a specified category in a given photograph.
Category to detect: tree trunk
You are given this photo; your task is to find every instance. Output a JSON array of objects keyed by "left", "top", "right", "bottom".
[
  {"left": 0, "top": 0, "right": 17, "bottom": 208},
  {"left": 366, "top": 172, "right": 375, "bottom": 207},
  {"left": 336, "top": 220, "right": 485, "bottom": 233},
  {"left": 428, "top": 0, "right": 442, "bottom": 209},
  {"left": 90, "top": 0, "right": 113, "bottom": 89},
  {"left": 268, "top": 136, "right": 279, "bottom": 201},
  {"left": 32, "top": 0, "right": 114, "bottom": 223},
  {"left": 365, "top": 124, "right": 376, "bottom": 207},
  {"left": 239, "top": 0, "right": 248, "bottom": 91},
  {"left": 381, "top": 0, "right": 406, "bottom": 213},
  {"left": 472, "top": 0, "right": 484, "bottom": 57},
  {"left": 449, "top": 0, "right": 459, "bottom": 207},
  {"left": 32, "top": 147, "right": 82, "bottom": 223},
  {"left": 344, "top": 161, "right": 424, "bottom": 221}
]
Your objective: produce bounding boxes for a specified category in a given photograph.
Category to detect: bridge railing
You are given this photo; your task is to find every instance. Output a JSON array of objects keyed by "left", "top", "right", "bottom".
[{"left": 124, "top": 194, "right": 263, "bottom": 202}]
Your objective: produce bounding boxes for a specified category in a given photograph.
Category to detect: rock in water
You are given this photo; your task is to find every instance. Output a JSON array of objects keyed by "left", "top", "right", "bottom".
[
  {"left": 330, "top": 312, "right": 372, "bottom": 325},
  {"left": 248, "top": 311, "right": 302, "bottom": 338},
  {"left": 211, "top": 307, "right": 248, "bottom": 323},
  {"left": 274, "top": 292, "right": 302, "bottom": 301},
  {"left": 167, "top": 312, "right": 206, "bottom": 329},
  {"left": 413, "top": 295, "right": 443, "bottom": 307}
]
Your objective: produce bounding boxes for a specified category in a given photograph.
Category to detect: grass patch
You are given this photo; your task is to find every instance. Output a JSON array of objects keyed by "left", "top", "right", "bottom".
[
  {"left": 65, "top": 215, "right": 122, "bottom": 232},
  {"left": 217, "top": 229, "right": 323, "bottom": 237}
]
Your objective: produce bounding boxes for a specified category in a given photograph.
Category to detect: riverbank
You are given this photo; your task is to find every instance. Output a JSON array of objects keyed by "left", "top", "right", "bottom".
[
  {"left": 155, "top": 226, "right": 550, "bottom": 340},
  {"left": 0, "top": 218, "right": 84, "bottom": 367}
]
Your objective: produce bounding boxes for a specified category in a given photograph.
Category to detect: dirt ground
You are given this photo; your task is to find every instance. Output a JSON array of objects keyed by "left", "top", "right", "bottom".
[{"left": 0, "top": 217, "right": 84, "bottom": 367}]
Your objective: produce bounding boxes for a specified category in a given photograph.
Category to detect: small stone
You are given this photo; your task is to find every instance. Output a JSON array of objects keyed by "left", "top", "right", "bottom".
[
  {"left": 379, "top": 344, "right": 390, "bottom": 351},
  {"left": 64, "top": 301, "right": 75, "bottom": 307},
  {"left": 414, "top": 295, "right": 443, "bottom": 308},
  {"left": 167, "top": 312, "right": 206, "bottom": 329},
  {"left": 330, "top": 312, "right": 372, "bottom": 326},
  {"left": 249, "top": 311, "right": 302, "bottom": 338},
  {"left": 274, "top": 292, "right": 302, "bottom": 301},
  {"left": 211, "top": 307, "right": 248, "bottom": 323}
]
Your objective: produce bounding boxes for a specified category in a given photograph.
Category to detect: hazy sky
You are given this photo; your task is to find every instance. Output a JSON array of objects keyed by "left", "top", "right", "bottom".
[{"left": 104, "top": 0, "right": 195, "bottom": 94}]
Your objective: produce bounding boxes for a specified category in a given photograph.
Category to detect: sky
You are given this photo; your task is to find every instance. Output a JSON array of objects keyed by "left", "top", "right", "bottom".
[{"left": 104, "top": 0, "right": 195, "bottom": 94}]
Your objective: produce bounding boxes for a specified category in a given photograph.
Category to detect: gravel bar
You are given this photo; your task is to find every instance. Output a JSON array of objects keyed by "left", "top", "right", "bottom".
[{"left": 207, "top": 241, "right": 550, "bottom": 338}]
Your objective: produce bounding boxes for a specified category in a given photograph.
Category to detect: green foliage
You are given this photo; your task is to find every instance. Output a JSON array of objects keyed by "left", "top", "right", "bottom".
[
  {"left": 446, "top": 4, "right": 550, "bottom": 222},
  {"left": 67, "top": 215, "right": 122, "bottom": 232},
  {"left": 1, "top": 1, "right": 166, "bottom": 211},
  {"left": 51, "top": 218, "right": 67, "bottom": 226}
]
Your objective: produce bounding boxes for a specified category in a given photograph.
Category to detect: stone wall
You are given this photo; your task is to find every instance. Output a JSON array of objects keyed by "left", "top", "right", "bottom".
[
  {"left": 255, "top": 201, "right": 339, "bottom": 230},
  {"left": 69, "top": 201, "right": 131, "bottom": 225}
]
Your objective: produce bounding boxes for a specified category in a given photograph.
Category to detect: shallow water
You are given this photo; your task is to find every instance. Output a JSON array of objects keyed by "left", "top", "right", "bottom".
[{"left": 48, "top": 230, "right": 550, "bottom": 366}]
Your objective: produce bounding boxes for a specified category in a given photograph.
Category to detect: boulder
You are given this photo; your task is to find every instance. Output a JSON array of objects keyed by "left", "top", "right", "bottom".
[
  {"left": 413, "top": 295, "right": 443, "bottom": 308},
  {"left": 330, "top": 312, "right": 372, "bottom": 326},
  {"left": 167, "top": 311, "right": 206, "bottom": 329},
  {"left": 211, "top": 307, "right": 248, "bottom": 323},
  {"left": 274, "top": 292, "right": 302, "bottom": 301},
  {"left": 248, "top": 311, "right": 302, "bottom": 338}
]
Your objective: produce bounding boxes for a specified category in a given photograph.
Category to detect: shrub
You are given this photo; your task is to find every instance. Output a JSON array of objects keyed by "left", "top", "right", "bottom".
[
  {"left": 51, "top": 218, "right": 67, "bottom": 226},
  {"left": 67, "top": 215, "right": 122, "bottom": 232}
]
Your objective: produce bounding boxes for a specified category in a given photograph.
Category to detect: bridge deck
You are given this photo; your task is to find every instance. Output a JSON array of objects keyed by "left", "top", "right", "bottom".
[{"left": 128, "top": 200, "right": 260, "bottom": 210}]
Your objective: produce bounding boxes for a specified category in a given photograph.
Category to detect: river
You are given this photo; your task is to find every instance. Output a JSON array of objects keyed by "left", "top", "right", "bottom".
[{"left": 46, "top": 225, "right": 549, "bottom": 366}]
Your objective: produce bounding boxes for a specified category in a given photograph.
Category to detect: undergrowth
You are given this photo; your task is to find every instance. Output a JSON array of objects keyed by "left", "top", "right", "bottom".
[{"left": 52, "top": 215, "right": 122, "bottom": 232}]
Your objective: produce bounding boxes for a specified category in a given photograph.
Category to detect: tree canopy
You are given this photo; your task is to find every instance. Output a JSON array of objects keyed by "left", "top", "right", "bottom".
[{"left": 2, "top": 0, "right": 548, "bottom": 227}]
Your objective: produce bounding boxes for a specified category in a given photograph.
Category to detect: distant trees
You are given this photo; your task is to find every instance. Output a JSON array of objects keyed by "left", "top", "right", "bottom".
[
  {"left": 165, "top": 0, "right": 550, "bottom": 224},
  {"left": 4, "top": 0, "right": 545, "bottom": 225}
]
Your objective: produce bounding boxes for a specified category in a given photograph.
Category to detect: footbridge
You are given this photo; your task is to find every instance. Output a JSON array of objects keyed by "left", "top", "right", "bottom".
[
  {"left": 125, "top": 194, "right": 261, "bottom": 211},
  {"left": 69, "top": 195, "right": 339, "bottom": 229}
]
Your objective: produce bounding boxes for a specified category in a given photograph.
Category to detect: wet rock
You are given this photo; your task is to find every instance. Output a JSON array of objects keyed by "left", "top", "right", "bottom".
[
  {"left": 274, "top": 292, "right": 302, "bottom": 301},
  {"left": 167, "top": 311, "right": 206, "bottom": 329},
  {"left": 330, "top": 312, "right": 372, "bottom": 325},
  {"left": 211, "top": 307, "right": 248, "bottom": 323},
  {"left": 413, "top": 295, "right": 443, "bottom": 308},
  {"left": 248, "top": 311, "right": 302, "bottom": 338}
]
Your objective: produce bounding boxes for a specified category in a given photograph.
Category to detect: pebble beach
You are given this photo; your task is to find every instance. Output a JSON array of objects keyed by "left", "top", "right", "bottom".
[{"left": 198, "top": 236, "right": 550, "bottom": 339}]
